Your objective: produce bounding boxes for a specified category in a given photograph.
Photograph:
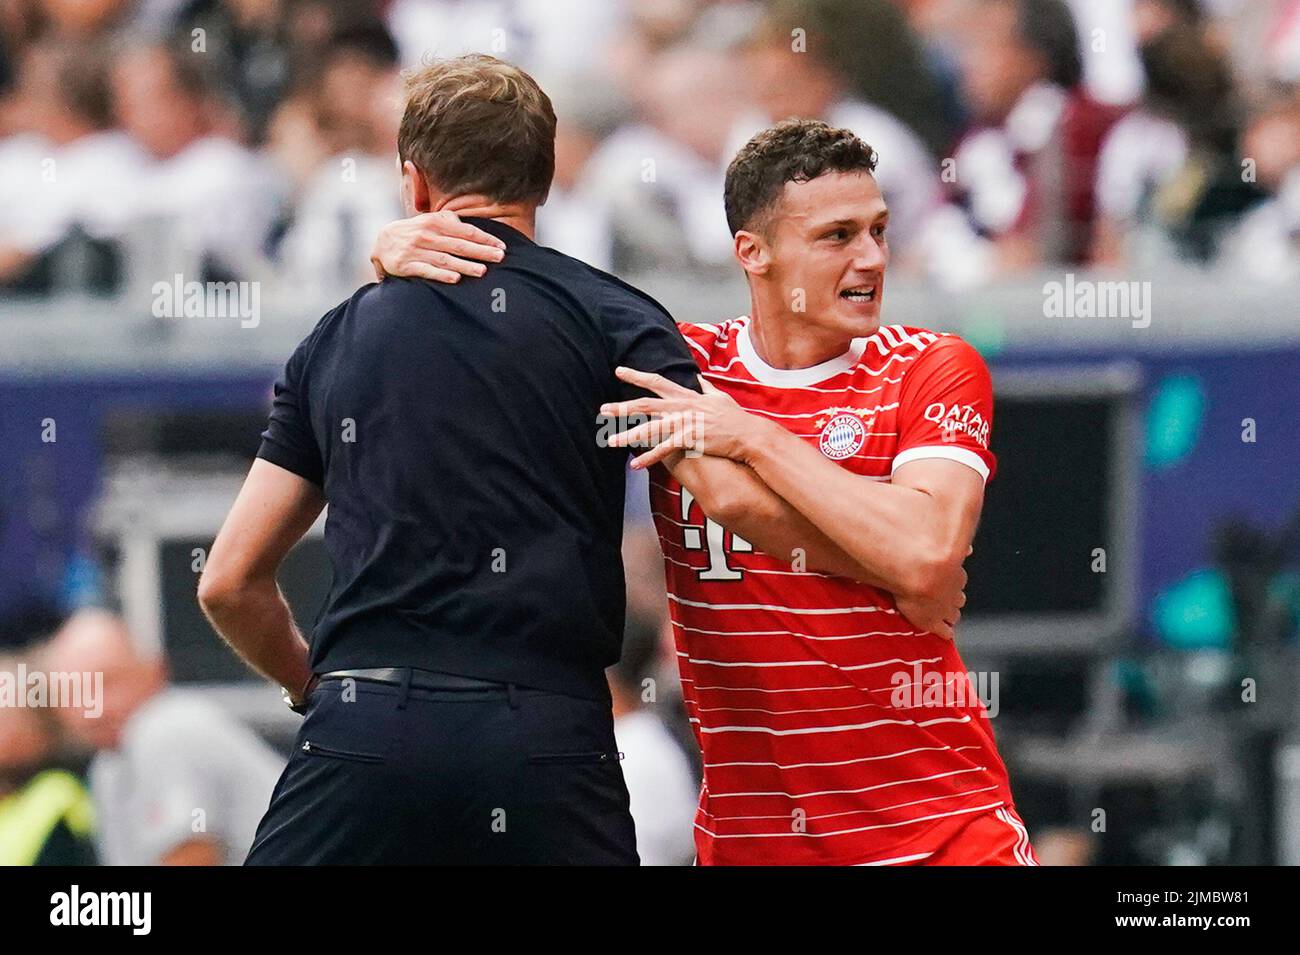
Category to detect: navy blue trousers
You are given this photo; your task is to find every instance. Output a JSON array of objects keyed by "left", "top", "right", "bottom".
[{"left": 245, "top": 675, "right": 638, "bottom": 865}]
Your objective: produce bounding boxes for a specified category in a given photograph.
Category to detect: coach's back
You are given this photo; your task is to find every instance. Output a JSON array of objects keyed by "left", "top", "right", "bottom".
[{"left": 257, "top": 218, "right": 696, "bottom": 700}]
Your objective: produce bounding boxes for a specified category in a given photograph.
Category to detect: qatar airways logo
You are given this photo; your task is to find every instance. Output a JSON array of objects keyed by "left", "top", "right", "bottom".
[{"left": 925, "top": 401, "right": 990, "bottom": 449}]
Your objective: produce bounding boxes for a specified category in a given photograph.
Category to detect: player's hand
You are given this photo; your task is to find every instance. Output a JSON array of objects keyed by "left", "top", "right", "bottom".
[
  {"left": 370, "top": 207, "right": 506, "bottom": 284},
  {"left": 895, "top": 549, "right": 970, "bottom": 641},
  {"left": 601, "top": 369, "right": 767, "bottom": 469},
  {"left": 895, "top": 592, "right": 962, "bottom": 641}
]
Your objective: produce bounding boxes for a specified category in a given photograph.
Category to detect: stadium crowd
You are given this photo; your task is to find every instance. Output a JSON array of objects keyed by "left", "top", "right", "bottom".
[{"left": 1, "top": 0, "right": 1298, "bottom": 298}]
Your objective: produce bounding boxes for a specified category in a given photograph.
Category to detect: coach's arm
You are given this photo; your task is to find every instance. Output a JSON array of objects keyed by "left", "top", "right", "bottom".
[{"left": 197, "top": 459, "right": 324, "bottom": 705}]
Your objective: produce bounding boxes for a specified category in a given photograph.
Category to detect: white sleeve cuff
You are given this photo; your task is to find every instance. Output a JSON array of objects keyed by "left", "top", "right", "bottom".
[{"left": 891, "top": 445, "right": 990, "bottom": 483}]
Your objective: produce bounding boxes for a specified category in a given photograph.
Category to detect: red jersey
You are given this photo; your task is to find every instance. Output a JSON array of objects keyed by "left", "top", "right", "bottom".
[{"left": 649, "top": 318, "right": 1016, "bottom": 866}]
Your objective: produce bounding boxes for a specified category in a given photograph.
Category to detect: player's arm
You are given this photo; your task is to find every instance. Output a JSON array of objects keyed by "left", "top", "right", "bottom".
[
  {"left": 748, "top": 436, "right": 980, "bottom": 605},
  {"left": 198, "top": 462, "right": 323, "bottom": 704},
  {"left": 739, "top": 339, "right": 992, "bottom": 606},
  {"left": 370, "top": 201, "right": 507, "bottom": 281},
  {"left": 660, "top": 449, "right": 895, "bottom": 586},
  {"left": 607, "top": 339, "right": 993, "bottom": 631},
  {"left": 651, "top": 428, "right": 969, "bottom": 639},
  {"left": 603, "top": 368, "right": 974, "bottom": 598},
  {"left": 158, "top": 838, "right": 224, "bottom": 866}
]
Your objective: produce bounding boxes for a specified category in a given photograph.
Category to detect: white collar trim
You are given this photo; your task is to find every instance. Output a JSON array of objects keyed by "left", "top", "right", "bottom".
[{"left": 736, "top": 321, "right": 867, "bottom": 388}]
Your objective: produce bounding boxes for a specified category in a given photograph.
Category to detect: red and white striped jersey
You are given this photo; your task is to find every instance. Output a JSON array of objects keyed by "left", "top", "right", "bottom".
[{"left": 649, "top": 317, "right": 1014, "bottom": 866}]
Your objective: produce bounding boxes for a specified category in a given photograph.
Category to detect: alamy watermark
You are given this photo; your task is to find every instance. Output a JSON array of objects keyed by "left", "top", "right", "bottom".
[
  {"left": 0, "top": 664, "right": 102, "bottom": 717},
  {"left": 50, "top": 885, "right": 151, "bottom": 935},
  {"left": 596, "top": 411, "right": 705, "bottom": 458},
  {"left": 151, "top": 273, "right": 261, "bottom": 328},
  {"left": 889, "top": 664, "right": 999, "bottom": 718},
  {"left": 1043, "top": 273, "right": 1152, "bottom": 329}
]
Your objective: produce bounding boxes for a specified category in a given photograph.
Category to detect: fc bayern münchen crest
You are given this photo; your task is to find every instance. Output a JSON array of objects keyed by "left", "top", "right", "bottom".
[{"left": 818, "top": 412, "right": 866, "bottom": 460}]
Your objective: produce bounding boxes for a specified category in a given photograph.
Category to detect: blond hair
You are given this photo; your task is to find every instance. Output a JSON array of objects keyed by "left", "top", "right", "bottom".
[{"left": 398, "top": 54, "right": 556, "bottom": 206}]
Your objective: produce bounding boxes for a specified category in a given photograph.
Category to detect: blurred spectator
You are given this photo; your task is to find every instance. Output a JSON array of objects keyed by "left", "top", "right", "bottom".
[
  {"left": 1060, "top": 0, "right": 1145, "bottom": 107},
  {"left": 0, "top": 671, "right": 97, "bottom": 866},
  {"left": 110, "top": 39, "right": 286, "bottom": 282},
  {"left": 947, "top": 0, "right": 1125, "bottom": 270},
  {"left": 1209, "top": 0, "right": 1300, "bottom": 95},
  {"left": 1220, "top": 96, "right": 1300, "bottom": 281},
  {"left": 739, "top": 1, "right": 944, "bottom": 259},
  {"left": 1131, "top": 0, "right": 1204, "bottom": 46},
  {"left": 609, "top": 615, "right": 699, "bottom": 866},
  {"left": 44, "top": 609, "right": 283, "bottom": 866},
  {"left": 537, "top": 79, "right": 626, "bottom": 271},
  {"left": 0, "top": 39, "right": 144, "bottom": 292},
  {"left": 385, "top": 0, "right": 525, "bottom": 66},
  {"left": 274, "top": 21, "right": 403, "bottom": 288},
  {"left": 585, "top": 42, "right": 751, "bottom": 271},
  {"left": 591, "top": 0, "right": 697, "bottom": 101},
  {"left": 34, "top": 0, "right": 131, "bottom": 38},
  {"left": 891, "top": 0, "right": 976, "bottom": 144},
  {"left": 767, "top": 0, "right": 954, "bottom": 156},
  {"left": 0, "top": 0, "right": 1292, "bottom": 297},
  {"left": 174, "top": 0, "right": 295, "bottom": 142},
  {"left": 386, "top": 0, "right": 629, "bottom": 87},
  {"left": 1094, "top": 19, "right": 1259, "bottom": 267}
]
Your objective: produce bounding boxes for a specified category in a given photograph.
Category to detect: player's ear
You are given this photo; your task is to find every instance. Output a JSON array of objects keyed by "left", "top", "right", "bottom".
[{"left": 733, "top": 229, "right": 771, "bottom": 277}]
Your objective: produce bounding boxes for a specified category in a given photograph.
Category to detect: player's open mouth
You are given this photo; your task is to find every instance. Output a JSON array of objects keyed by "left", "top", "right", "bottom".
[{"left": 839, "top": 285, "right": 877, "bottom": 302}]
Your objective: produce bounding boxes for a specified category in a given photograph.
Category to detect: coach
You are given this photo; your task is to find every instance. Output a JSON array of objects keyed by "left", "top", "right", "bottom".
[{"left": 197, "top": 55, "right": 703, "bottom": 864}]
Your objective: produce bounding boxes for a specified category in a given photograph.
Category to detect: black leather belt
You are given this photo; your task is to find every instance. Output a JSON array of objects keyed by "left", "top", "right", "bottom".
[{"left": 318, "top": 668, "right": 508, "bottom": 691}]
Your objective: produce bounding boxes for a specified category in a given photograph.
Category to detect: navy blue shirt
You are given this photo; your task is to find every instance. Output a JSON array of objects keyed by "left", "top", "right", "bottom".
[{"left": 257, "top": 219, "right": 698, "bottom": 700}]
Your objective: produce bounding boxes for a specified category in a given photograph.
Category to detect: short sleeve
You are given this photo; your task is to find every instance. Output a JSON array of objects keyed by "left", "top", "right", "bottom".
[
  {"left": 599, "top": 289, "right": 702, "bottom": 401},
  {"left": 893, "top": 335, "right": 996, "bottom": 483},
  {"left": 126, "top": 697, "right": 278, "bottom": 864},
  {"left": 127, "top": 713, "right": 224, "bottom": 863},
  {"left": 256, "top": 316, "right": 329, "bottom": 488}
]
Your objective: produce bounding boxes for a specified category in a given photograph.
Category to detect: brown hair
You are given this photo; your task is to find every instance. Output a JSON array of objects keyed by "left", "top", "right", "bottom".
[
  {"left": 723, "top": 119, "right": 877, "bottom": 235},
  {"left": 397, "top": 54, "right": 556, "bottom": 206}
]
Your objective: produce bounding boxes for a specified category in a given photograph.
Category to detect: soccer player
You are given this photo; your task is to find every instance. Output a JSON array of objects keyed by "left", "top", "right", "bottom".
[{"left": 373, "top": 119, "right": 1036, "bottom": 866}]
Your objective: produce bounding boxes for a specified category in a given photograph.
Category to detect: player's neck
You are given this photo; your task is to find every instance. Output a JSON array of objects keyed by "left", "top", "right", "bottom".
[{"left": 746, "top": 294, "right": 860, "bottom": 370}]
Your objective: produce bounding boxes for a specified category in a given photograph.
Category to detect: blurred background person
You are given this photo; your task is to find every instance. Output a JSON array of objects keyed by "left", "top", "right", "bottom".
[
  {"left": 741, "top": 0, "right": 944, "bottom": 262},
  {"left": 0, "top": 39, "right": 144, "bottom": 293},
  {"left": 173, "top": 0, "right": 296, "bottom": 142},
  {"left": 0, "top": 655, "right": 97, "bottom": 866},
  {"left": 1092, "top": 10, "right": 1255, "bottom": 269},
  {"left": 609, "top": 616, "right": 699, "bottom": 867},
  {"left": 1220, "top": 95, "right": 1300, "bottom": 281},
  {"left": 585, "top": 40, "right": 753, "bottom": 273},
  {"left": 534, "top": 78, "right": 625, "bottom": 271},
  {"left": 44, "top": 608, "right": 283, "bottom": 866},
  {"left": 946, "top": 0, "right": 1124, "bottom": 271},
  {"left": 273, "top": 20, "right": 403, "bottom": 288},
  {"left": 109, "top": 39, "right": 286, "bottom": 283}
]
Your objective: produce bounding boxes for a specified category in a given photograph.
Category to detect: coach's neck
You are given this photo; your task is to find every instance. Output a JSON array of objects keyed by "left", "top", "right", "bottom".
[
  {"left": 438, "top": 194, "right": 537, "bottom": 241},
  {"left": 402, "top": 162, "right": 538, "bottom": 240}
]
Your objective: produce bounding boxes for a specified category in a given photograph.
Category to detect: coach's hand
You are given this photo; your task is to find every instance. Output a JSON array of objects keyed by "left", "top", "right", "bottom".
[
  {"left": 370, "top": 207, "right": 506, "bottom": 283},
  {"left": 602, "top": 368, "right": 766, "bottom": 469}
]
